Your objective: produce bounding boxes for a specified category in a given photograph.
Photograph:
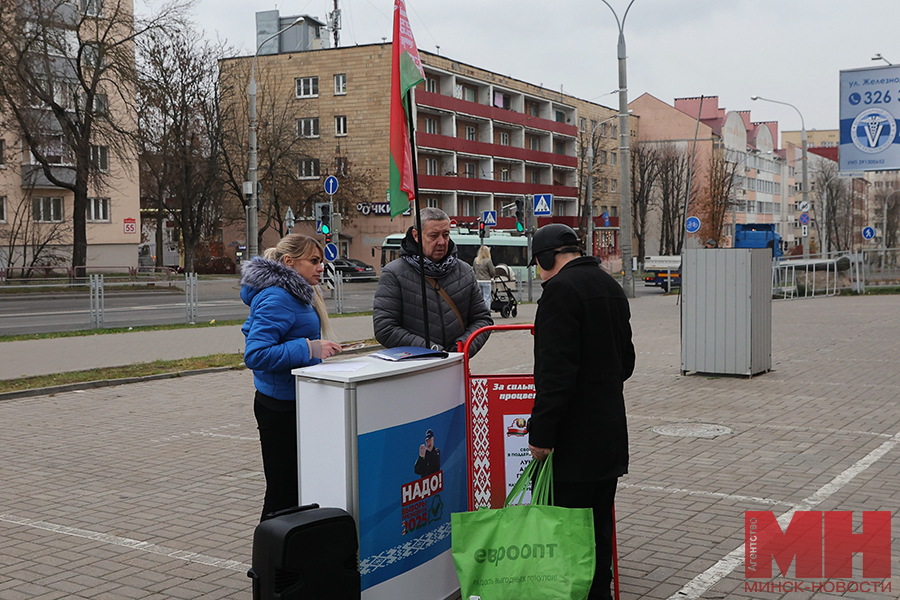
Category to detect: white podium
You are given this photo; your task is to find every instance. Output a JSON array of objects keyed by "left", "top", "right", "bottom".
[{"left": 293, "top": 354, "right": 466, "bottom": 600}]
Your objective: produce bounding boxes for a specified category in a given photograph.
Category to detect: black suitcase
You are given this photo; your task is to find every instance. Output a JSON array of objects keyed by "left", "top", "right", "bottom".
[{"left": 248, "top": 503, "right": 360, "bottom": 599}]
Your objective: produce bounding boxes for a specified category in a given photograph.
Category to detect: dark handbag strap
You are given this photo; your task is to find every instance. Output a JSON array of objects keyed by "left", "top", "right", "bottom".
[{"left": 424, "top": 276, "right": 466, "bottom": 331}]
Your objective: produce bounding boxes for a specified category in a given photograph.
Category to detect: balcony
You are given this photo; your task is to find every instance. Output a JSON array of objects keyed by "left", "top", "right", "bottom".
[
  {"left": 418, "top": 174, "right": 578, "bottom": 199},
  {"left": 417, "top": 132, "right": 577, "bottom": 169},
  {"left": 416, "top": 90, "right": 578, "bottom": 137},
  {"left": 21, "top": 164, "right": 76, "bottom": 188}
]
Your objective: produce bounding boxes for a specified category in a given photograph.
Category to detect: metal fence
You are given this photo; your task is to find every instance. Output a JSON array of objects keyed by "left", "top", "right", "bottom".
[
  {"left": 771, "top": 247, "right": 900, "bottom": 300},
  {"left": 0, "top": 270, "right": 373, "bottom": 336}
]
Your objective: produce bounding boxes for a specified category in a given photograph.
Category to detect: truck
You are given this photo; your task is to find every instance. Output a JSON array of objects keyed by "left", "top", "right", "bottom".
[
  {"left": 734, "top": 223, "right": 782, "bottom": 258},
  {"left": 643, "top": 255, "right": 681, "bottom": 292}
]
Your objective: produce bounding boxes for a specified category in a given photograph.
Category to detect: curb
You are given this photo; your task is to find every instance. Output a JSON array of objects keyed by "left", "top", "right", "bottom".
[{"left": 0, "top": 343, "right": 383, "bottom": 402}]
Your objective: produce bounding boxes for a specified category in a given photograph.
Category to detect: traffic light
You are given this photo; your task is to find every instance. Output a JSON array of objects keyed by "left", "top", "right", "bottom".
[
  {"left": 318, "top": 203, "right": 331, "bottom": 235},
  {"left": 514, "top": 199, "right": 525, "bottom": 233},
  {"left": 478, "top": 219, "right": 488, "bottom": 239},
  {"left": 324, "top": 231, "right": 332, "bottom": 245}
]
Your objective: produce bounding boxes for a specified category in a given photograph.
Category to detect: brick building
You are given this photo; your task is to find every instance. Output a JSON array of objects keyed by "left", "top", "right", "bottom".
[{"left": 219, "top": 10, "right": 636, "bottom": 269}]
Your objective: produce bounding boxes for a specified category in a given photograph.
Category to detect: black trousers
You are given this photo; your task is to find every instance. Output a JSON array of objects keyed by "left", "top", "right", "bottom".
[
  {"left": 555, "top": 478, "right": 619, "bottom": 600},
  {"left": 254, "top": 393, "right": 298, "bottom": 521}
]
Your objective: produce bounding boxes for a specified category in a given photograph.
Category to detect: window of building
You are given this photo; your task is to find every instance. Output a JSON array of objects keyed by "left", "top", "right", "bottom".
[
  {"left": 0, "top": 139, "right": 5, "bottom": 165},
  {"left": 611, "top": 179, "right": 617, "bottom": 193},
  {"left": 91, "top": 93, "right": 108, "bottom": 116},
  {"left": 335, "top": 157, "right": 349, "bottom": 176},
  {"left": 554, "top": 139, "right": 566, "bottom": 155},
  {"left": 499, "top": 167, "right": 511, "bottom": 182},
  {"left": 88, "top": 197, "right": 110, "bottom": 222},
  {"left": 579, "top": 117, "right": 586, "bottom": 132},
  {"left": 530, "top": 170, "right": 540, "bottom": 184},
  {"left": 610, "top": 152, "right": 617, "bottom": 166},
  {"left": 611, "top": 124, "right": 618, "bottom": 137},
  {"left": 91, "top": 144, "right": 108, "bottom": 171},
  {"left": 601, "top": 179, "right": 609, "bottom": 193},
  {"left": 556, "top": 202, "right": 565, "bottom": 217},
  {"left": 493, "top": 91, "right": 511, "bottom": 110},
  {"left": 555, "top": 110, "right": 565, "bottom": 123},
  {"left": 529, "top": 136, "right": 540, "bottom": 151},
  {"left": 425, "top": 157, "right": 439, "bottom": 176},
  {"left": 609, "top": 206, "right": 617, "bottom": 217},
  {"left": 527, "top": 102, "right": 539, "bottom": 117},
  {"left": 425, "top": 117, "right": 438, "bottom": 135},
  {"left": 600, "top": 122, "right": 608, "bottom": 137},
  {"left": 81, "top": 0, "right": 102, "bottom": 17},
  {"left": 599, "top": 150, "right": 607, "bottom": 165},
  {"left": 463, "top": 197, "right": 475, "bottom": 216},
  {"left": 425, "top": 77, "right": 438, "bottom": 93},
  {"left": 465, "top": 126, "right": 476, "bottom": 141},
  {"left": 334, "top": 115, "right": 347, "bottom": 136},
  {"left": 33, "top": 197, "right": 63, "bottom": 222},
  {"left": 426, "top": 197, "right": 439, "bottom": 208},
  {"left": 82, "top": 43, "right": 103, "bottom": 68},
  {"left": 0, "top": 196, "right": 5, "bottom": 222},
  {"left": 334, "top": 73, "right": 346, "bottom": 95},
  {"left": 499, "top": 131, "right": 509, "bottom": 146},
  {"left": 298, "top": 159, "right": 320, "bottom": 179},
  {"left": 297, "top": 117, "right": 319, "bottom": 138},
  {"left": 464, "top": 86, "right": 476, "bottom": 103},
  {"left": 296, "top": 76, "right": 319, "bottom": 98},
  {"left": 464, "top": 163, "right": 476, "bottom": 178},
  {"left": 32, "top": 136, "right": 68, "bottom": 165}
]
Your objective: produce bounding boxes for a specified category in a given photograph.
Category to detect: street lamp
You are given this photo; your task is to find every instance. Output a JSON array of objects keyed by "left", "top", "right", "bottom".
[
  {"left": 247, "top": 16, "right": 305, "bottom": 259},
  {"left": 585, "top": 114, "right": 625, "bottom": 257},
  {"left": 872, "top": 53, "right": 893, "bottom": 66},
  {"left": 602, "top": 0, "right": 636, "bottom": 297},
  {"left": 751, "top": 95, "right": 809, "bottom": 259}
]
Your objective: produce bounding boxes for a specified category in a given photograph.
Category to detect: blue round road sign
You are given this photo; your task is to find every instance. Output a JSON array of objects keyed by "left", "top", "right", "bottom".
[
  {"left": 324, "top": 176, "right": 339, "bottom": 196},
  {"left": 685, "top": 216, "right": 701, "bottom": 233},
  {"left": 324, "top": 243, "right": 338, "bottom": 262},
  {"left": 799, "top": 213, "right": 810, "bottom": 225},
  {"left": 863, "top": 226, "right": 875, "bottom": 240}
]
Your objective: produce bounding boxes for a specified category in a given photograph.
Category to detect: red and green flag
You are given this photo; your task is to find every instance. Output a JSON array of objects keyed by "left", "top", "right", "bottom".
[{"left": 389, "top": 0, "right": 425, "bottom": 219}]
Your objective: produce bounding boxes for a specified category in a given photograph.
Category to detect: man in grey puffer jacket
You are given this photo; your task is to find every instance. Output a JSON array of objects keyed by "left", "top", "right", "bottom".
[{"left": 374, "top": 208, "right": 492, "bottom": 354}]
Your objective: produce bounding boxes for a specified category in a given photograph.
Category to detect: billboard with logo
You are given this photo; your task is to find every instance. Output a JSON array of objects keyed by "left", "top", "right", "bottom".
[{"left": 839, "top": 65, "right": 900, "bottom": 171}]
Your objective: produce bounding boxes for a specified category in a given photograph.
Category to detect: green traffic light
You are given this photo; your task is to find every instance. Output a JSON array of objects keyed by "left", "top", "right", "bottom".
[
  {"left": 516, "top": 222, "right": 525, "bottom": 232},
  {"left": 321, "top": 224, "right": 330, "bottom": 234}
]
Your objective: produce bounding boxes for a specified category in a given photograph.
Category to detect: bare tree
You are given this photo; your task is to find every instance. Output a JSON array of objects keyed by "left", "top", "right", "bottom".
[
  {"left": 0, "top": 0, "right": 184, "bottom": 274},
  {"left": 656, "top": 143, "right": 692, "bottom": 255},
  {"left": 810, "top": 159, "right": 851, "bottom": 253},
  {"left": 630, "top": 141, "right": 659, "bottom": 262},
  {"left": 0, "top": 184, "right": 71, "bottom": 275},
  {"left": 137, "top": 25, "right": 224, "bottom": 273},
  {"left": 698, "top": 149, "right": 737, "bottom": 246}
]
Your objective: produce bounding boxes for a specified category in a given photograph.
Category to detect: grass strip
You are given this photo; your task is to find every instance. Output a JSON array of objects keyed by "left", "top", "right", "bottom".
[{"left": 0, "top": 353, "right": 245, "bottom": 394}]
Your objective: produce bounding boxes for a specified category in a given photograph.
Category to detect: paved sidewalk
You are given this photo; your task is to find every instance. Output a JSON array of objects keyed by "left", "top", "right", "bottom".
[
  {"left": 0, "top": 294, "right": 898, "bottom": 599},
  {"left": 0, "top": 304, "right": 538, "bottom": 380}
]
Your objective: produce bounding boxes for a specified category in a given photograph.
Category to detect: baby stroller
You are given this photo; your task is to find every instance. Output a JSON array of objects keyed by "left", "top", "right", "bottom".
[{"left": 490, "top": 264, "right": 518, "bottom": 318}]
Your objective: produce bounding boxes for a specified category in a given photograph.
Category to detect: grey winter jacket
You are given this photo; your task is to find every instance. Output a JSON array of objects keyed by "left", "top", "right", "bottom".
[
  {"left": 374, "top": 233, "right": 493, "bottom": 354},
  {"left": 473, "top": 259, "right": 496, "bottom": 280}
]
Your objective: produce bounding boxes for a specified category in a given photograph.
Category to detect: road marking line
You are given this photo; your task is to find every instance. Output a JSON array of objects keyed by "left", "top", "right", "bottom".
[
  {"left": 0, "top": 513, "right": 250, "bottom": 572},
  {"left": 667, "top": 429, "right": 900, "bottom": 599},
  {"left": 617, "top": 483, "right": 789, "bottom": 507}
]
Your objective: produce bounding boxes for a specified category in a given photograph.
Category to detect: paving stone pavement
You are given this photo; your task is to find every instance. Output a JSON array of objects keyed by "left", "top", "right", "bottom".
[{"left": 1, "top": 294, "right": 899, "bottom": 599}]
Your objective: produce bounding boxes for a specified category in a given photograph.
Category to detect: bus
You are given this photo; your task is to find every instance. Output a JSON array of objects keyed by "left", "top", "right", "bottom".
[{"left": 380, "top": 228, "right": 532, "bottom": 282}]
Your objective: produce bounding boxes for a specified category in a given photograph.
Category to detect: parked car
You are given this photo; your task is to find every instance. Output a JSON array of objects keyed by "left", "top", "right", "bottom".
[{"left": 330, "top": 258, "right": 377, "bottom": 281}]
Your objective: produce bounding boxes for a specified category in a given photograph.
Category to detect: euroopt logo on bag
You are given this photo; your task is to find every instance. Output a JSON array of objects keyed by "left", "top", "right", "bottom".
[{"left": 745, "top": 511, "right": 891, "bottom": 592}]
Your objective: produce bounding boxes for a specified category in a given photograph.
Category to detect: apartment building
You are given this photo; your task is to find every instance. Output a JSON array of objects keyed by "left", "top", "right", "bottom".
[
  {"left": 219, "top": 10, "right": 633, "bottom": 266},
  {"left": 629, "top": 94, "right": 798, "bottom": 252},
  {"left": 0, "top": 0, "right": 141, "bottom": 271}
]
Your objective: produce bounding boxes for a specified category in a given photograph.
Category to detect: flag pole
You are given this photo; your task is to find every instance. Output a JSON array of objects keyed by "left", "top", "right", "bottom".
[{"left": 406, "top": 91, "right": 430, "bottom": 348}]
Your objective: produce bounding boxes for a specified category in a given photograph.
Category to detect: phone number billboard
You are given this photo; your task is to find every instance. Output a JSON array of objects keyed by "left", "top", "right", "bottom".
[{"left": 840, "top": 65, "right": 900, "bottom": 172}]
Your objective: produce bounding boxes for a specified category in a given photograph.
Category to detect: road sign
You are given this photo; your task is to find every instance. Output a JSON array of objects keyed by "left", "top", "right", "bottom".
[
  {"left": 685, "top": 216, "right": 701, "bottom": 233},
  {"left": 482, "top": 210, "right": 497, "bottom": 226},
  {"left": 798, "top": 200, "right": 810, "bottom": 212},
  {"left": 799, "top": 213, "right": 810, "bottom": 225},
  {"left": 324, "top": 243, "right": 338, "bottom": 262},
  {"left": 802, "top": 225, "right": 809, "bottom": 237},
  {"left": 450, "top": 219, "right": 458, "bottom": 228},
  {"left": 324, "top": 176, "right": 339, "bottom": 196},
  {"left": 534, "top": 194, "right": 552, "bottom": 216},
  {"left": 863, "top": 226, "right": 876, "bottom": 240}
]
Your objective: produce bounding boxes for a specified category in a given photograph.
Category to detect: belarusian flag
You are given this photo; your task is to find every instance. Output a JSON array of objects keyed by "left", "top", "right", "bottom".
[{"left": 389, "top": 0, "right": 425, "bottom": 219}]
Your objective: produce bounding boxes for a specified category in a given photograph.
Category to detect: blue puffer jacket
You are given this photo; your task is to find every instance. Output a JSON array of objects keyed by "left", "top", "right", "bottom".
[{"left": 240, "top": 257, "right": 322, "bottom": 401}]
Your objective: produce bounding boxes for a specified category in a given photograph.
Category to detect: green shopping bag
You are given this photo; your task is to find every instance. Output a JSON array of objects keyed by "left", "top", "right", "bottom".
[{"left": 451, "top": 454, "right": 596, "bottom": 600}]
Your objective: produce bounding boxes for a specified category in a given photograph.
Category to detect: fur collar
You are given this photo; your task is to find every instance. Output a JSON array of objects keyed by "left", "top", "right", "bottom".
[{"left": 240, "top": 257, "right": 315, "bottom": 305}]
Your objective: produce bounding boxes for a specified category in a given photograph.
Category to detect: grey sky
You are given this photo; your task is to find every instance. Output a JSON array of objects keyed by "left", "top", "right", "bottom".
[{"left": 188, "top": 0, "right": 900, "bottom": 142}]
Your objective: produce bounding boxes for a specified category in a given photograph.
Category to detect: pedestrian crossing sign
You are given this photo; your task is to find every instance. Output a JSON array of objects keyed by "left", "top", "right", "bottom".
[
  {"left": 482, "top": 210, "right": 497, "bottom": 226},
  {"left": 534, "top": 194, "right": 552, "bottom": 216}
]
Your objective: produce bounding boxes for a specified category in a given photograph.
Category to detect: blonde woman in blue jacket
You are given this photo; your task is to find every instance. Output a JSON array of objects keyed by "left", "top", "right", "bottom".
[{"left": 240, "top": 234, "right": 342, "bottom": 520}]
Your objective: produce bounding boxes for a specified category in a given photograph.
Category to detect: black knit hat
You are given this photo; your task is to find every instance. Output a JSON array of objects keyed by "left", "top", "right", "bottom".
[{"left": 528, "top": 223, "right": 581, "bottom": 267}]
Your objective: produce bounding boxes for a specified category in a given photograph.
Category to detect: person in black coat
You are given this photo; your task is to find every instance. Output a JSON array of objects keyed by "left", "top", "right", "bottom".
[{"left": 527, "top": 224, "right": 635, "bottom": 600}]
